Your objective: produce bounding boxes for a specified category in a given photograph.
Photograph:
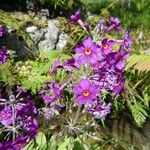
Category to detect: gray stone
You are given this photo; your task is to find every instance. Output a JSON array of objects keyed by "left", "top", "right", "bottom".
[
  {"left": 37, "top": 20, "right": 60, "bottom": 51},
  {"left": 56, "top": 32, "right": 68, "bottom": 50},
  {"left": 26, "top": 26, "right": 38, "bottom": 33}
]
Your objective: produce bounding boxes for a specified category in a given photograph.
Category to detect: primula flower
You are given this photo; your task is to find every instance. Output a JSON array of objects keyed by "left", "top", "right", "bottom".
[
  {"left": 74, "top": 36, "right": 101, "bottom": 64},
  {"left": 40, "top": 82, "right": 63, "bottom": 104},
  {"left": 0, "top": 47, "right": 9, "bottom": 64},
  {"left": 95, "top": 19, "right": 107, "bottom": 34},
  {"left": 113, "top": 78, "right": 125, "bottom": 95},
  {"left": 50, "top": 60, "right": 63, "bottom": 75},
  {"left": 111, "top": 51, "right": 129, "bottom": 70},
  {"left": 70, "top": 11, "right": 81, "bottom": 24},
  {"left": 63, "top": 58, "right": 79, "bottom": 73},
  {"left": 0, "top": 136, "right": 28, "bottom": 150},
  {"left": 0, "top": 25, "right": 5, "bottom": 37},
  {"left": 73, "top": 79, "right": 100, "bottom": 104},
  {"left": 70, "top": 11, "right": 89, "bottom": 31},
  {"left": 20, "top": 116, "right": 38, "bottom": 138},
  {"left": 12, "top": 136, "right": 28, "bottom": 150},
  {"left": 106, "top": 17, "right": 121, "bottom": 32},
  {"left": 0, "top": 106, "right": 12, "bottom": 126},
  {"left": 101, "top": 39, "right": 115, "bottom": 55},
  {"left": 87, "top": 100, "right": 112, "bottom": 119},
  {"left": 116, "top": 32, "right": 132, "bottom": 48}
]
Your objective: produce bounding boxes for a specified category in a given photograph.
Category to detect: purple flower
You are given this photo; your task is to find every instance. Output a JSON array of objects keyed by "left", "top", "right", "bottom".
[
  {"left": 0, "top": 136, "right": 28, "bottom": 150},
  {"left": 20, "top": 116, "right": 38, "bottom": 138},
  {"left": 63, "top": 58, "right": 79, "bottom": 73},
  {"left": 0, "top": 47, "right": 9, "bottom": 64},
  {"left": 17, "top": 86, "right": 27, "bottom": 94},
  {"left": 73, "top": 79, "right": 100, "bottom": 104},
  {"left": 70, "top": 11, "right": 81, "bottom": 24},
  {"left": 12, "top": 136, "right": 28, "bottom": 150},
  {"left": 106, "top": 17, "right": 121, "bottom": 32},
  {"left": 123, "top": 32, "right": 132, "bottom": 48},
  {"left": 74, "top": 36, "right": 101, "bottom": 64},
  {"left": 116, "top": 32, "right": 132, "bottom": 49},
  {"left": 0, "top": 106, "right": 12, "bottom": 126},
  {"left": 113, "top": 51, "right": 129, "bottom": 70},
  {"left": 0, "top": 25, "right": 5, "bottom": 37},
  {"left": 87, "top": 100, "right": 112, "bottom": 119},
  {"left": 40, "top": 82, "right": 63, "bottom": 104},
  {"left": 101, "top": 39, "right": 115, "bottom": 55},
  {"left": 50, "top": 60, "right": 63, "bottom": 76},
  {"left": 113, "top": 78, "right": 125, "bottom": 95},
  {"left": 95, "top": 19, "right": 107, "bottom": 33},
  {"left": 78, "top": 20, "right": 89, "bottom": 31}
]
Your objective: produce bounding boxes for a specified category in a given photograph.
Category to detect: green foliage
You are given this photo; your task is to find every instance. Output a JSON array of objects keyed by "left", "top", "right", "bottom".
[
  {"left": 37, "top": 0, "right": 75, "bottom": 9},
  {"left": 125, "top": 54, "right": 150, "bottom": 126},
  {"left": 16, "top": 50, "right": 70, "bottom": 94},
  {"left": 0, "top": 50, "right": 70, "bottom": 94},
  {"left": 23, "top": 132, "right": 100, "bottom": 150},
  {"left": 129, "top": 99, "right": 148, "bottom": 127}
]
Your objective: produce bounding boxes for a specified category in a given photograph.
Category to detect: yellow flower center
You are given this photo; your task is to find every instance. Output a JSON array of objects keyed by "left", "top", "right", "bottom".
[
  {"left": 85, "top": 49, "right": 91, "bottom": 55},
  {"left": 17, "top": 144, "right": 22, "bottom": 149},
  {"left": 103, "top": 44, "right": 108, "bottom": 49},
  {"left": 83, "top": 91, "right": 90, "bottom": 97}
]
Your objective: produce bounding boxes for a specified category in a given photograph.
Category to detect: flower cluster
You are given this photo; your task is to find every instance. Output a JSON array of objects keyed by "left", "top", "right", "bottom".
[
  {"left": 47, "top": 12, "right": 132, "bottom": 120},
  {"left": 0, "top": 25, "right": 9, "bottom": 64},
  {"left": 0, "top": 87, "right": 38, "bottom": 149},
  {"left": 40, "top": 82, "right": 65, "bottom": 119},
  {"left": 0, "top": 47, "right": 9, "bottom": 64},
  {"left": 0, "top": 25, "right": 5, "bottom": 37}
]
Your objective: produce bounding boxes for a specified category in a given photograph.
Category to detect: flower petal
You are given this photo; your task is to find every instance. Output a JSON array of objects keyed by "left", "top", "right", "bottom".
[
  {"left": 79, "top": 79, "right": 90, "bottom": 90},
  {"left": 83, "top": 36, "right": 93, "bottom": 48}
]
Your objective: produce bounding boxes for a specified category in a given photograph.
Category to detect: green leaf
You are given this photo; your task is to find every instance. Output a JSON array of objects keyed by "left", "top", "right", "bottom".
[
  {"left": 23, "top": 140, "right": 34, "bottom": 150},
  {"left": 36, "top": 132, "right": 47, "bottom": 148},
  {"left": 57, "top": 136, "right": 72, "bottom": 150},
  {"left": 73, "top": 140, "right": 85, "bottom": 150}
]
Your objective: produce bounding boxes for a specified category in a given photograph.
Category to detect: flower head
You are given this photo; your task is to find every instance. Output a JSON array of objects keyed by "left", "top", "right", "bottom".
[
  {"left": 106, "top": 17, "right": 121, "bottom": 32},
  {"left": 50, "top": 60, "right": 63, "bottom": 76},
  {"left": 0, "top": 25, "right": 5, "bottom": 37},
  {"left": 123, "top": 31, "right": 132, "bottom": 48},
  {"left": 74, "top": 36, "right": 101, "bottom": 64},
  {"left": 0, "top": 106, "right": 12, "bottom": 126},
  {"left": 101, "top": 39, "right": 115, "bottom": 55},
  {"left": 0, "top": 47, "right": 9, "bottom": 64},
  {"left": 40, "top": 82, "right": 63, "bottom": 104},
  {"left": 70, "top": 11, "right": 81, "bottom": 24},
  {"left": 87, "top": 100, "right": 112, "bottom": 119},
  {"left": 73, "top": 79, "right": 100, "bottom": 104}
]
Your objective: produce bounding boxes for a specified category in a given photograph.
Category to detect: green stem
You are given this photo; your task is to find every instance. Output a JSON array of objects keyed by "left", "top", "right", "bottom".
[{"left": 73, "top": 105, "right": 81, "bottom": 125}]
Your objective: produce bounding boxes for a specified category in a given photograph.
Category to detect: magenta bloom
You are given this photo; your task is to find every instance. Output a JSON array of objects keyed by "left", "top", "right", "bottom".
[
  {"left": 40, "top": 82, "right": 63, "bottom": 104},
  {"left": 50, "top": 60, "right": 63, "bottom": 75},
  {"left": 106, "top": 17, "right": 121, "bottom": 32},
  {"left": 74, "top": 36, "right": 101, "bottom": 64},
  {"left": 70, "top": 11, "right": 81, "bottom": 24},
  {"left": 113, "top": 51, "right": 129, "bottom": 70},
  {"left": 0, "top": 136, "right": 28, "bottom": 150},
  {"left": 101, "top": 39, "right": 115, "bottom": 55},
  {"left": 123, "top": 32, "right": 132, "bottom": 48},
  {"left": 73, "top": 79, "right": 100, "bottom": 104},
  {"left": 0, "top": 47, "right": 9, "bottom": 64},
  {"left": 63, "top": 58, "right": 79, "bottom": 73},
  {"left": 0, "top": 25, "right": 5, "bottom": 37},
  {"left": 87, "top": 100, "right": 112, "bottom": 119},
  {"left": 0, "top": 106, "right": 12, "bottom": 126}
]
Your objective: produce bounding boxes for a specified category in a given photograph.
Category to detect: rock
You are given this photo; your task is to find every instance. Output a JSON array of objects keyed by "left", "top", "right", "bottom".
[
  {"left": 25, "top": 19, "right": 60, "bottom": 51},
  {"left": 56, "top": 32, "right": 68, "bottom": 50},
  {"left": 26, "top": 26, "right": 38, "bottom": 33}
]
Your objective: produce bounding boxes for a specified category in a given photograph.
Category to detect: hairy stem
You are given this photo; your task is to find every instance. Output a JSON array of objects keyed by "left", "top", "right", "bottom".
[{"left": 73, "top": 105, "right": 81, "bottom": 125}]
